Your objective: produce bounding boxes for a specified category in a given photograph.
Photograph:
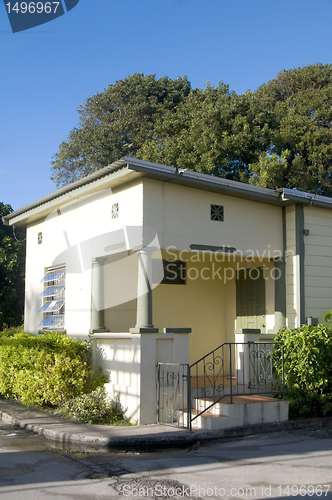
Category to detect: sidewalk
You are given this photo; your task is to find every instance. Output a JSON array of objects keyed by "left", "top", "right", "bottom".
[{"left": 1, "top": 396, "right": 332, "bottom": 451}]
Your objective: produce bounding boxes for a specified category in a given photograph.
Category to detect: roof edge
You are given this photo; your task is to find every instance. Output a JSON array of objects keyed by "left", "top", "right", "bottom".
[{"left": 2, "top": 159, "right": 126, "bottom": 225}]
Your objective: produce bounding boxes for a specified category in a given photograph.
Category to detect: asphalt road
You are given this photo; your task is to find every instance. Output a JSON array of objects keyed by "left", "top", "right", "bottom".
[{"left": 0, "top": 421, "right": 331, "bottom": 500}]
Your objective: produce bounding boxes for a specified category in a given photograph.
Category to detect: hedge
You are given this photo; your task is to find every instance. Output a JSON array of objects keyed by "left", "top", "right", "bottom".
[{"left": 0, "top": 329, "right": 106, "bottom": 406}]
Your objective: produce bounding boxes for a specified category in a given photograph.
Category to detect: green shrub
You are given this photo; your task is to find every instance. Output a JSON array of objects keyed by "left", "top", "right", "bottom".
[
  {"left": 0, "top": 331, "right": 106, "bottom": 406},
  {"left": 273, "top": 318, "right": 332, "bottom": 418},
  {"left": 58, "top": 387, "right": 127, "bottom": 425}
]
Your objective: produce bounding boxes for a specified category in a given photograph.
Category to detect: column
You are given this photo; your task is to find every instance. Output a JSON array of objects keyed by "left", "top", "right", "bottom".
[
  {"left": 90, "top": 257, "right": 108, "bottom": 333},
  {"left": 274, "top": 258, "right": 286, "bottom": 331},
  {"left": 130, "top": 246, "right": 158, "bottom": 333}
]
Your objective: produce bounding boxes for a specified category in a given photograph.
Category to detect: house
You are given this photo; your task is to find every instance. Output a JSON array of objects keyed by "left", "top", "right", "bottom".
[{"left": 3, "top": 157, "right": 332, "bottom": 427}]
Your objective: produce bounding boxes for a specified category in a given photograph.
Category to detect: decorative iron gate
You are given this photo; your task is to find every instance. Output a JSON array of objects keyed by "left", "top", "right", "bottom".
[
  {"left": 248, "top": 342, "right": 275, "bottom": 393},
  {"left": 157, "top": 363, "right": 190, "bottom": 427}
]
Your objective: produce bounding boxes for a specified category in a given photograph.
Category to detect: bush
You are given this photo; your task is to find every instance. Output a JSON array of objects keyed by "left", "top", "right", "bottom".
[
  {"left": 273, "top": 317, "right": 332, "bottom": 419},
  {"left": 0, "top": 330, "right": 106, "bottom": 406},
  {"left": 58, "top": 387, "right": 127, "bottom": 425}
]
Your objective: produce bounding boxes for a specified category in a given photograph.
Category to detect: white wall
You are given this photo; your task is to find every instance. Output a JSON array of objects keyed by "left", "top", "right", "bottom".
[{"left": 24, "top": 183, "right": 143, "bottom": 336}]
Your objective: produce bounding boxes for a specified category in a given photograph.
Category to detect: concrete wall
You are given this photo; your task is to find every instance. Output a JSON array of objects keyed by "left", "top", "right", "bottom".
[
  {"left": 93, "top": 331, "right": 190, "bottom": 424},
  {"left": 24, "top": 183, "right": 143, "bottom": 336},
  {"left": 304, "top": 205, "right": 332, "bottom": 322}
]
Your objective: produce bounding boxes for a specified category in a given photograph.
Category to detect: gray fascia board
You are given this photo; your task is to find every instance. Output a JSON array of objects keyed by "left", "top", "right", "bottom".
[
  {"left": 2, "top": 159, "right": 127, "bottom": 226},
  {"left": 123, "top": 157, "right": 282, "bottom": 205},
  {"left": 3, "top": 163, "right": 133, "bottom": 227}
]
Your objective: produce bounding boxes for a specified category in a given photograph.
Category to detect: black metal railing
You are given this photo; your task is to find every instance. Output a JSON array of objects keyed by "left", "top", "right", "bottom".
[
  {"left": 188, "top": 342, "right": 285, "bottom": 429},
  {"left": 157, "top": 342, "right": 284, "bottom": 430}
]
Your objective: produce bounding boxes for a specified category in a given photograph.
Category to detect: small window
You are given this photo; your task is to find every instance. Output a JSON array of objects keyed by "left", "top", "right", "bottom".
[
  {"left": 39, "top": 265, "right": 65, "bottom": 330},
  {"left": 153, "top": 260, "right": 186, "bottom": 285},
  {"left": 211, "top": 204, "right": 224, "bottom": 221}
]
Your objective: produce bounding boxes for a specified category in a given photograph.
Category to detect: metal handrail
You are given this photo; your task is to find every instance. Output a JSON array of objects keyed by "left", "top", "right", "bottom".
[{"left": 188, "top": 342, "right": 284, "bottom": 427}]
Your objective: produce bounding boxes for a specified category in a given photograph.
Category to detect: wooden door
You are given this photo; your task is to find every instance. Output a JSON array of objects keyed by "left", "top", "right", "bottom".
[{"left": 236, "top": 268, "right": 266, "bottom": 331}]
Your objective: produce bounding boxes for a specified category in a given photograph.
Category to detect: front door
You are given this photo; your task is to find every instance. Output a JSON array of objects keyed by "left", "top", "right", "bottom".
[{"left": 236, "top": 268, "right": 266, "bottom": 331}]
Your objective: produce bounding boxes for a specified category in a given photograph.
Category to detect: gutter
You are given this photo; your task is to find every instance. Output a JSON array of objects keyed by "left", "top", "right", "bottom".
[{"left": 282, "top": 188, "right": 332, "bottom": 209}]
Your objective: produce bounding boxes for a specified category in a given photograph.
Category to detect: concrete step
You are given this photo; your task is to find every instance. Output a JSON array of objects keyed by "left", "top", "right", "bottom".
[{"left": 183, "top": 395, "right": 289, "bottom": 430}]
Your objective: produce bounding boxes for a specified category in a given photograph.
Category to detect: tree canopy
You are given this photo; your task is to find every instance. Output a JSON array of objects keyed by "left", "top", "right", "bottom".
[
  {"left": 0, "top": 203, "right": 25, "bottom": 329},
  {"left": 51, "top": 64, "right": 332, "bottom": 195},
  {"left": 51, "top": 73, "right": 191, "bottom": 186}
]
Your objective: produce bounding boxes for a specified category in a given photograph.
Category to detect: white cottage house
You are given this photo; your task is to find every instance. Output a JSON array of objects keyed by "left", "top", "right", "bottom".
[{"left": 3, "top": 157, "right": 332, "bottom": 428}]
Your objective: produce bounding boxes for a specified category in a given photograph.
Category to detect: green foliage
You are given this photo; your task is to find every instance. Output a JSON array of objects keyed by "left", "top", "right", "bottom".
[
  {"left": 249, "top": 63, "right": 332, "bottom": 195},
  {"left": 51, "top": 73, "right": 191, "bottom": 187},
  {"left": 58, "top": 386, "right": 128, "bottom": 425},
  {"left": 273, "top": 321, "right": 332, "bottom": 418},
  {"left": 0, "top": 331, "right": 106, "bottom": 406},
  {"left": 0, "top": 203, "right": 25, "bottom": 329},
  {"left": 248, "top": 150, "right": 289, "bottom": 189},
  {"left": 51, "top": 64, "right": 332, "bottom": 195}
]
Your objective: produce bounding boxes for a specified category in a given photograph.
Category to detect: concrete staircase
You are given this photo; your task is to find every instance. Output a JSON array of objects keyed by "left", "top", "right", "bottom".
[{"left": 180, "top": 376, "right": 289, "bottom": 430}]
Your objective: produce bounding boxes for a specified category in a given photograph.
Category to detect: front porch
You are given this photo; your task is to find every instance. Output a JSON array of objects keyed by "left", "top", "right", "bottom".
[{"left": 91, "top": 247, "right": 288, "bottom": 427}]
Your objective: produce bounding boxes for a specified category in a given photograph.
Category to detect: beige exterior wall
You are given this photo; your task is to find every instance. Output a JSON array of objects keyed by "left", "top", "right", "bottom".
[
  {"left": 142, "top": 180, "right": 283, "bottom": 364},
  {"left": 142, "top": 179, "right": 283, "bottom": 255},
  {"left": 304, "top": 205, "right": 332, "bottom": 322},
  {"left": 151, "top": 251, "right": 276, "bottom": 365}
]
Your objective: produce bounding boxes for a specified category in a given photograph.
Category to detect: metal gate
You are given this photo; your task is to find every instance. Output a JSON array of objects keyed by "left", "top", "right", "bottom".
[{"left": 157, "top": 363, "right": 190, "bottom": 427}]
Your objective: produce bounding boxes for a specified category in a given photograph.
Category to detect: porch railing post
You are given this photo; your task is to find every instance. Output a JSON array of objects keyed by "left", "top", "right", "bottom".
[
  {"left": 282, "top": 346, "right": 285, "bottom": 401},
  {"left": 229, "top": 343, "right": 233, "bottom": 404}
]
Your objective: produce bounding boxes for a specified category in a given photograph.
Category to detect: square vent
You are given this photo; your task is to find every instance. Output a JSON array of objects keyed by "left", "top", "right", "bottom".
[{"left": 211, "top": 204, "right": 224, "bottom": 221}]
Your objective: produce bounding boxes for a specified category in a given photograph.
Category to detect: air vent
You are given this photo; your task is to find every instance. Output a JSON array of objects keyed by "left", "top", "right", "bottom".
[
  {"left": 211, "top": 204, "right": 224, "bottom": 221},
  {"left": 112, "top": 203, "right": 119, "bottom": 219}
]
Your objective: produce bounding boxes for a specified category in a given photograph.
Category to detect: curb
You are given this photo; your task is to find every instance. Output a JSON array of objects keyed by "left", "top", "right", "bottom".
[{"left": 1, "top": 403, "right": 332, "bottom": 450}]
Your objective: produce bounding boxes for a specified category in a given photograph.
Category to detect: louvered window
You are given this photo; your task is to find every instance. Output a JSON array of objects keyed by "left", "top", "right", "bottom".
[{"left": 39, "top": 265, "right": 65, "bottom": 329}]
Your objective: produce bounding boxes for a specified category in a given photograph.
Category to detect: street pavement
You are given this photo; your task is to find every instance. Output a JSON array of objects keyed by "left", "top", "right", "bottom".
[{"left": 0, "top": 420, "right": 331, "bottom": 500}]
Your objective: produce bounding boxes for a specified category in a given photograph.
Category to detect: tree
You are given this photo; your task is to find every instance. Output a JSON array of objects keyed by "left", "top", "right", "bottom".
[
  {"left": 138, "top": 84, "right": 269, "bottom": 181},
  {"left": 0, "top": 203, "right": 25, "bottom": 329},
  {"left": 51, "top": 65, "right": 332, "bottom": 195},
  {"left": 248, "top": 64, "right": 332, "bottom": 195},
  {"left": 51, "top": 74, "right": 191, "bottom": 187}
]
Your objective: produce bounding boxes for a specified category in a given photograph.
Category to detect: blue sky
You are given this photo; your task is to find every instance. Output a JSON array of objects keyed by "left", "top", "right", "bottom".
[{"left": 1, "top": 0, "right": 332, "bottom": 210}]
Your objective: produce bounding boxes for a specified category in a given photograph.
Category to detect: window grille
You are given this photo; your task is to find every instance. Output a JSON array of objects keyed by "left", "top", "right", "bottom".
[
  {"left": 39, "top": 265, "right": 65, "bottom": 330},
  {"left": 211, "top": 204, "right": 224, "bottom": 221}
]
